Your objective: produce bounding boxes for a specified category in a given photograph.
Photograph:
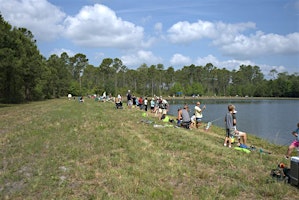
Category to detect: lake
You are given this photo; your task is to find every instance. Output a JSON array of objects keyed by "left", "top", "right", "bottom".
[{"left": 166, "top": 98, "right": 299, "bottom": 146}]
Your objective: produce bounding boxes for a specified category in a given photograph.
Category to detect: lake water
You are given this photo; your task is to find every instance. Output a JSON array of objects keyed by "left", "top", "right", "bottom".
[{"left": 166, "top": 98, "right": 299, "bottom": 146}]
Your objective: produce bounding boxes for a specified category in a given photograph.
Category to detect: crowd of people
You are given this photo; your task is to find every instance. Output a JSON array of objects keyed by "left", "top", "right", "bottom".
[
  {"left": 125, "top": 90, "right": 250, "bottom": 147},
  {"left": 73, "top": 91, "right": 299, "bottom": 159}
]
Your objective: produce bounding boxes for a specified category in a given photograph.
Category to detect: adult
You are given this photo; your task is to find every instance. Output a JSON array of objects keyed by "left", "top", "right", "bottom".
[
  {"left": 68, "top": 93, "right": 72, "bottom": 100},
  {"left": 154, "top": 97, "right": 160, "bottom": 115},
  {"left": 150, "top": 98, "right": 155, "bottom": 112},
  {"left": 194, "top": 102, "right": 206, "bottom": 128},
  {"left": 127, "top": 90, "right": 132, "bottom": 109},
  {"left": 177, "top": 108, "right": 182, "bottom": 126},
  {"left": 79, "top": 96, "right": 84, "bottom": 103},
  {"left": 181, "top": 104, "right": 191, "bottom": 129},
  {"left": 102, "top": 91, "right": 106, "bottom": 102},
  {"left": 144, "top": 97, "right": 148, "bottom": 111},
  {"left": 285, "top": 122, "right": 299, "bottom": 159},
  {"left": 115, "top": 94, "right": 123, "bottom": 109},
  {"left": 161, "top": 97, "right": 169, "bottom": 115},
  {"left": 138, "top": 96, "right": 143, "bottom": 110},
  {"left": 132, "top": 95, "right": 137, "bottom": 108},
  {"left": 232, "top": 108, "right": 247, "bottom": 145},
  {"left": 117, "top": 94, "right": 122, "bottom": 102}
]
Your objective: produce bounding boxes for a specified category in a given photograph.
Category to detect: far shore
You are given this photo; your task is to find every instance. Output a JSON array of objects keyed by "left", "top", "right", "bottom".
[{"left": 164, "top": 96, "right": 299, "bottom": 100}]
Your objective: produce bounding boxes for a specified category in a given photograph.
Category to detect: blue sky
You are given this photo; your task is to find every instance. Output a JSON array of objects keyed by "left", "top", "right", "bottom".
[{"left": 0, "top": 0, "right": 298, "bottom": 76}]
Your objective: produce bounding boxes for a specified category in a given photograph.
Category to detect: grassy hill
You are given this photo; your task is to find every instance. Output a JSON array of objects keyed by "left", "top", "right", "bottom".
[{"left": 0, "top": 98, "right": 297, "bottom": 199}]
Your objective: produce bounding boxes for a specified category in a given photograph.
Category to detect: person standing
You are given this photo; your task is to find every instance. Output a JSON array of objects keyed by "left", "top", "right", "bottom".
[
  {"left": 138, "top": 96, "right": 143, "bottom": 110},
  {"left": 224, "top": 104, "right": 235, "bottom": 148},
  {"left": 194, "top": 102, "right": 206, "bottom": 128},
  {"left": 285, "top": 122, "right": 299, "bottom": 159},
  {"left": 150, "top": 98, "right": 155, "bottom": 112},
  {"left": 132, "top": 95, "right": 137, "bottom": 108},
  {"left": 126, "top": 90, "right": 132, "bottom": 109},
  {"left": 161, "top": 97, "right": 169, "bottom": 116},
  {"left": 68, "top": 93, "right": 72, "bottom": 100},
  {"left": 144, "top": 97, "right": 148, "bottom": 111}
]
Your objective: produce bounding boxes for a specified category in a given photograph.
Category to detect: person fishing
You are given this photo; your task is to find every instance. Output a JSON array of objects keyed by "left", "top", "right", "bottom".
[{"left": 194, "top": 101, "right": 206, "bottom": 128}]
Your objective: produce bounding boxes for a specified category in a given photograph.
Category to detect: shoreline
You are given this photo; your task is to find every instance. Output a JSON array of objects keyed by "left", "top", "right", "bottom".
[{"left": 165, "top": 96, "right": 299, "bottom": 100}]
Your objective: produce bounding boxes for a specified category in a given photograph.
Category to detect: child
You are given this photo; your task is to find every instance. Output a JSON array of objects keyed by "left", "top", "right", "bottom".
[
  {"left": 190, "top": 114, "right": 196, "bottom": 129},
  {"left": 224, "top": 104, "right": 235, "bottom": 148},
  {"left": 285, "top": 122, "right": 299, "bottom": 159}
]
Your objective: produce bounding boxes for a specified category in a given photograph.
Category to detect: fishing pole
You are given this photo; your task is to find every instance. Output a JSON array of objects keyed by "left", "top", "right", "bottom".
[{"left": 205, "top": 116, "right": 223, "bottom": 130}]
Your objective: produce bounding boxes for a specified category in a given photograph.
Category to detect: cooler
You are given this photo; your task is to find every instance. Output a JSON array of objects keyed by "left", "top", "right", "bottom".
[{"left": 290, "top": 156, "right": 299, "bottom": 186}]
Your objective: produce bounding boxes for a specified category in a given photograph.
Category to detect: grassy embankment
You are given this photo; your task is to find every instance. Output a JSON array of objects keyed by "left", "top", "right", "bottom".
[{"left": 0, "top": 98, "right": 298, "bottom": 199}]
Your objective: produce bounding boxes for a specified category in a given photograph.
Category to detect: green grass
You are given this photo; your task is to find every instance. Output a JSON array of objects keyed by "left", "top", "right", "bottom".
[{"left": 0, "top": 98, "right": 297, "bottom": 199}]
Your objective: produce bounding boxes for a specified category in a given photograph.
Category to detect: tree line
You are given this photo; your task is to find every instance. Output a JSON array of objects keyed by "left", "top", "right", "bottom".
[{"left": 0, "top": 15, "right": 298, "bottom": 104}]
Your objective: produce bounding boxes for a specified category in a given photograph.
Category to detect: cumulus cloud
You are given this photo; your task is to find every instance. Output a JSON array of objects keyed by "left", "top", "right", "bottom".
[
  {"left": 167, "top": 20, "right": 299, "bottom": 59},
  {"left": 121, "top": 50, "right": 163, "bottom": 67},
  {"left": 170, "top": 53, "right": 192, "bottom": 66},
  {"left": 63, "top": 4, "right": 145, "bottom": 48},
  {"left": 167, "top": 20, "right": 255, "bottom": 44},
  {"left": 167, "top": 20, "right": 217, "bottom": 43},
  {"left": 0, "top": 0, "right": 65, "bottom": 41},
  {"left": 219, "top": 32, "right": 299, "bottom": 58},
  {"left": 195, "top": 54, "right": 286, "bottom": 76}
]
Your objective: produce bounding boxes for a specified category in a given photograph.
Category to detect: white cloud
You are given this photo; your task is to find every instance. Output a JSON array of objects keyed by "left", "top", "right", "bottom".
[
  {"left": 167, "top": 20, "right": 299, "bottom": 59},
  {"left": 195, "top": 55, "right": 222, "bottom": 67},
  {"left": 167, "top": 20, "right": 256, "bottom": 44},
  {"left": 121, "top": 50, "right": 163, "bottom": 67},
  {"left": 195, "top": 54, "right": 287, "bottom": 76},
  {"left": 50, "top": 48, "right": 75, "bottom": 57},
  {"left": 167, "top": 20, "right": 216, "bottom": 43},
  {"left": 170, "top": 54, "right": 192, "bottom": 66},
  {"left": 0, "top": 0, "right": 65, "bottom": 41},
  {"left": 63, "top": 4, "right": 146, "bottom": 49},
  {"left": 219, "top": 32, "right": 299, "bottom": 58}
]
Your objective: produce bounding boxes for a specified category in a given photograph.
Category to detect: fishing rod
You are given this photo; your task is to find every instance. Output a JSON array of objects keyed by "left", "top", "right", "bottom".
[{"left": 205, "top": 116, "right": 223, "bottom": 130}]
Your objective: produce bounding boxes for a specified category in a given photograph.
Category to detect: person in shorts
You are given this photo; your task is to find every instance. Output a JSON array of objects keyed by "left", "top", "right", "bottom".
[
  {"left": 285, "top": 122, "right": 299, "bottom": 159},
  {"left": 224, "top": 104, "right": 235, "bottom": 148},
  {"left": 232, "top": 107, "right": 247, "bottom": 145},
  {"left": 194, "top": 102, "right": 206, "bottom": 128}
]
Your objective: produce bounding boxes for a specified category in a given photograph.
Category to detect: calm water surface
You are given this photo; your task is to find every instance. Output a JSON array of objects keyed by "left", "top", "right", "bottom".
[{"left": 166, "top": 98, "right": 299, "bottom": 145}]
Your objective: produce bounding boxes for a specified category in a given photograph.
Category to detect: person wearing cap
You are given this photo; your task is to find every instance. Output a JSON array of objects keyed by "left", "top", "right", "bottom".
[
  {"left": 181, "top": 104, "right": 191, "bottom": 129},
  {"left": 194, "top": 102, "right": 206, "bottom": 128}
]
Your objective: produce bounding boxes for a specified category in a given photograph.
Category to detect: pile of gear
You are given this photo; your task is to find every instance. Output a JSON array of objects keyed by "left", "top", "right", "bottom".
[{"left": 270, "top": 162, "right": 290, "bottom": 183}]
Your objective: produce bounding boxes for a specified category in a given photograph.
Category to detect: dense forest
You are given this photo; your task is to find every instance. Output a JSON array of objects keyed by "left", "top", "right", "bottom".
[{"left": 0, "top": 15, "right": 298, "bottom": 103}]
